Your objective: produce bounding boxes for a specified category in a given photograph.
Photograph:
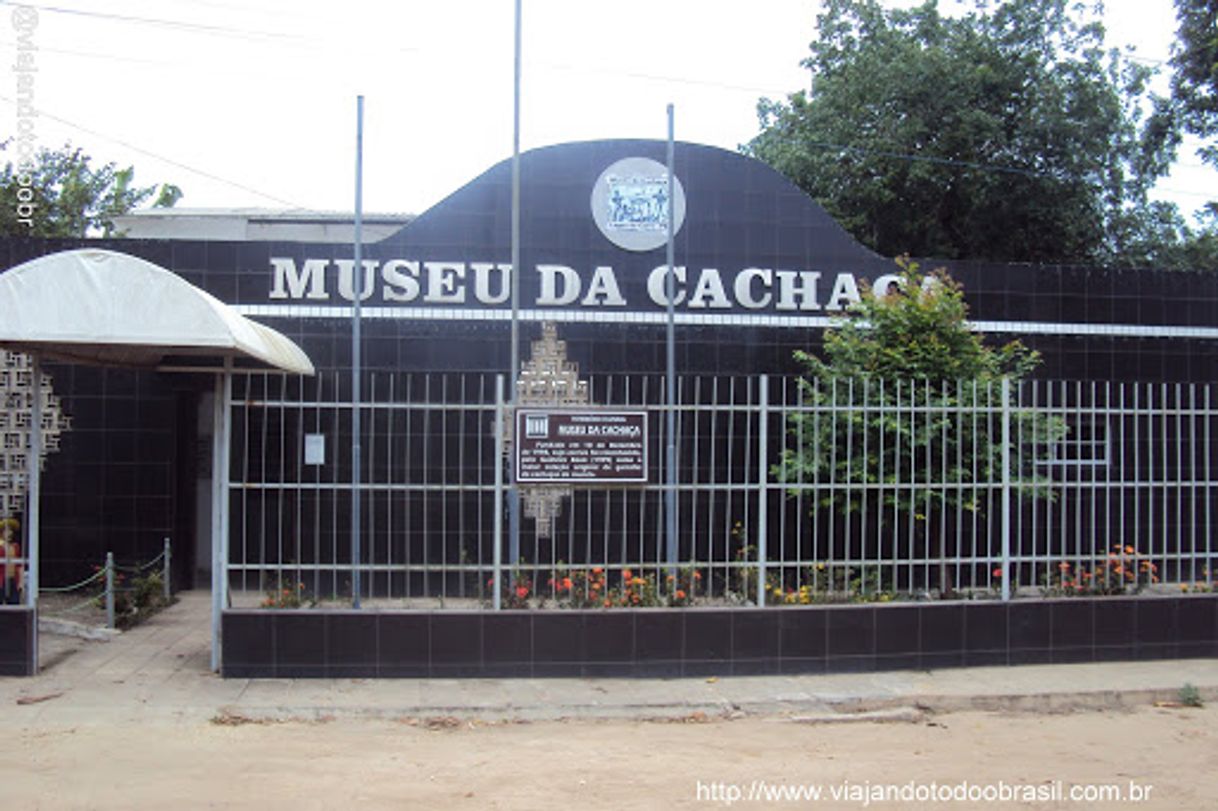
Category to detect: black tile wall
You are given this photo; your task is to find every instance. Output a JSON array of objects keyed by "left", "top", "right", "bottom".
[
  {"left": 826, "top": 606, "right": 874, "bottom": 657},
  {"left": 0, "top": 608, "right": 34, "bottom": 677},
  {"left": 218, "top": 596, "right": 1217, "bottom": 679},
  {"left": 777, "top": 608, "right": 826, "bottom": 660}
]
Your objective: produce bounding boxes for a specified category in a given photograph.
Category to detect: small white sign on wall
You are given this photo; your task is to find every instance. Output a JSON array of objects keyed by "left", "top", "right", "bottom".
[{"left": 304, "top": 433, "right": 326, "bottom": 465}]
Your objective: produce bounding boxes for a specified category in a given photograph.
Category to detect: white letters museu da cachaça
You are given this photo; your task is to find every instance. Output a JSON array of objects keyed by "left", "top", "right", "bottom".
[{"left": 268, "top": 257, "right": 931, "bottom": 313}]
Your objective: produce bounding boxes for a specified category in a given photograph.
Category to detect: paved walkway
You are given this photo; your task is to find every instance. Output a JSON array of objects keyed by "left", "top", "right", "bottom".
[{"left": 3, "top": 591, "right": 1216, "bottom": 725}]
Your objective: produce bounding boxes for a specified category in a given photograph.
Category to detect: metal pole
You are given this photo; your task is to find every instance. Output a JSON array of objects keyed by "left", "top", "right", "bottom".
[
  {"left": 664, "top": 103, "right": 677, "bottom": 570},
  {"left": 352, "top": 94, "right": 365, "bottom": 608},
  {"left": 105, "top": 551, "right": 115, "bottom": 630},
  {"left": 1000, "top": 376, "right": 1011, "bottom": 602},
  {"left": 163, "top": 537, "right": 171, "bottom": 601},
  {"left": 508, "top": 0, "right": 523, "bottom": 568},
  {"left": 210, "top": 373, "right": 224, "bottom": 672},
  {"left": 26, "top": 353, "right": 42, "bottom": 673},
  {"left": 757, "top": 375, "right": 768, "bottom": 606},
  {"left": 493, "top": 375, "right": 505, "bottom": 611},
  {"left": 221, "top": 366, "right": 232, "bottom": 603}
]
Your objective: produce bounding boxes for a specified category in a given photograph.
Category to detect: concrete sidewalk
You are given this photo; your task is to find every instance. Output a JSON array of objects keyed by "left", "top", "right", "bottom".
[{"left": 3, "top": 591, "right": 1216, "bottom": 725}]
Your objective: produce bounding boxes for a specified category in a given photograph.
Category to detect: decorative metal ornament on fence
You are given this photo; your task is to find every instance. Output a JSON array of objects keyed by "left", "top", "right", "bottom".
[
  {"left": 0, "top": 350, "right": 70, "bottom": 518},
  {"left": 510, "top": 322, "right": 592, "bottom": 537}
]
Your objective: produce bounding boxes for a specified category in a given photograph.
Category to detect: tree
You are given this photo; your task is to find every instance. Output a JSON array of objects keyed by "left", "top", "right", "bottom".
[
  {"left": 0, "top": 142, "right": 181, "bottom": 238},
  {"left": 776, "top": 258, "right": 1064, "bottom": 596},
  {"left": 1170, "top": 0, "right": 1218, "bottom": 169},
  {"left": 746, "top": 0, "right": 1177, "bottom": 267}
]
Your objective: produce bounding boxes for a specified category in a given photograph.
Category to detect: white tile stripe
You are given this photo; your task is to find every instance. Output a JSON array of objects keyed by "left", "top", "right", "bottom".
[{"left": 231, "top": 304, "right": 1218, "bottom": 340}]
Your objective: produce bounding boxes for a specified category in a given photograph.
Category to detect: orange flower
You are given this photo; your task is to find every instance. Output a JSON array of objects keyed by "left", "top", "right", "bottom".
[
  {"left": 1124, "top": 545, "right": 1135, "bottom": 555},
  {"left": 603, "top": 599, "right": 612, "bottom": 608},
  {"left": 591, "top": 567, "right": 603, "bottom": 575},
  {"left": 675, "top": 589, "right": 686, "bottom": 600},
  {"left": 693, "top": 571, "right": 702, "bottom": 581},
  {"left": 622, "top": 568, "right": 633, "bottom": 580},
  {"left": 666, "top": 574, "right": 675, "bottom": 582},
  {"left": 1058, "top": 562, "right": 1071, "bottom": 571},
  {"left": 562, "top": 577, "right": 573, "bottom": 590},
  {"left": 591, "top": 582, "right": 601, "bottom": 592},
  {"left": 631, "top": 577, "right": 645, "bottom": 586}
]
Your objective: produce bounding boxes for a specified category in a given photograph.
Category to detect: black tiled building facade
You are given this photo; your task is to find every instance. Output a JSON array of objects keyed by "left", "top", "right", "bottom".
[{"left": 3, "top": 139, "right": 1218, "bottom": 589}]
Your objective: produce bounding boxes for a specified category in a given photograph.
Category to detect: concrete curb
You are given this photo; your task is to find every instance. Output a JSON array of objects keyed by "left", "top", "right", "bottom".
[
  {"left": 830, "top": 685, "right": 1218, "bottom": 716},
  {"left": 213, "top": 684, "right": 1218, "bottom": 725}
]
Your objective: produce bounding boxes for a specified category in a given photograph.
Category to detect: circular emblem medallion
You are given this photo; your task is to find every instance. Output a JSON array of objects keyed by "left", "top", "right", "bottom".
[{"left": 590, "top": 157, "right": 686, "bottom": 252}]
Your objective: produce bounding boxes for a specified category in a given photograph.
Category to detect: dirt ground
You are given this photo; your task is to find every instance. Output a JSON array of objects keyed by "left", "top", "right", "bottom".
[{"left": 4, "top": 704, "right": 1216, "bottom": 809}]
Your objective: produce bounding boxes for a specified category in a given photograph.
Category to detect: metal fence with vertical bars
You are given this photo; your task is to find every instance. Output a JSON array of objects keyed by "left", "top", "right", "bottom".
[{"left": 224, "top": 373, "right": 1217, "bottom": 608}]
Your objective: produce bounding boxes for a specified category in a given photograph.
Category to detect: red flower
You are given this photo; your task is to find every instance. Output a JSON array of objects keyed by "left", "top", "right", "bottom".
[
  {"left": 515, "top": 585, "right": 529, "bottom": 599},
  {"left": 992, "top": 568, "right": 1003, "bottom": 578}
]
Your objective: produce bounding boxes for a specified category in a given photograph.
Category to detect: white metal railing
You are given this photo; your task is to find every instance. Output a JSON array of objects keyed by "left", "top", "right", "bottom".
[{"left": 223, "top": 373, "right": 1218, "bottom": 608}]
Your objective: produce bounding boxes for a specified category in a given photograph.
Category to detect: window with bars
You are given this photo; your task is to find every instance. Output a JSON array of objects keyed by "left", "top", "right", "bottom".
[{"left": 1038, "top": 415, "right": 1109, "bottom": 471}]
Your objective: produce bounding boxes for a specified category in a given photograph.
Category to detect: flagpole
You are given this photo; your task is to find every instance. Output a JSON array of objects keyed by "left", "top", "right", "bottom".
[{"left": 351, "top": 94, "right": 364, "bottom": 608}]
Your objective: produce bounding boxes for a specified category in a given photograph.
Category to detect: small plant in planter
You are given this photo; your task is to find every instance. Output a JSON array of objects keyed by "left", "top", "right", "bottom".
[
  {"left": 765, "top": 563, "right": 900, "bottom": 604},
  {"left": 664, "top": 566, "right": 702, "bottom": 607},
  {"left": 608, "top": 568, "right": 664, "bottom": 608},
  {"left": 260, "top": 576, "right": 315, "bottom": 609},
  {"left": 486, "top": 567, "right": 534, "bottom": 609},
  {"left": 1043, "top": 545, "right": 1159, "bottom": 597},
  {"left": 546, "top": 564, "right": 607, "bottom": 609}
]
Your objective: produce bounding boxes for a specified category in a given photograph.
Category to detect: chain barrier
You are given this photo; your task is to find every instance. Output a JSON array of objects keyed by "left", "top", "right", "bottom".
[{"left": 38, "top": 539, "right": 172, "bottom": 629}]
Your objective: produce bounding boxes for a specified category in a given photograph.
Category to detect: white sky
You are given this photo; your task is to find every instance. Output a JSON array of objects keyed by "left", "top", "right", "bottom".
[{"left": 4, "top": 0, "right": 1214, "bottom": 220}]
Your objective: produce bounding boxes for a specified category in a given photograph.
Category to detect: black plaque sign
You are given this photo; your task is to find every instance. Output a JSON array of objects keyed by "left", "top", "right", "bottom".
[{"left": 516, "top": 410, "right": 648, "bottom": 484}]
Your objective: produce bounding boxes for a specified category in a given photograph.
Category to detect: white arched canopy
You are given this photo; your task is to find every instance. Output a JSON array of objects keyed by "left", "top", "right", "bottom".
[
  {"left": 0, "top": 248, "right": 315, "bottom": 676},
  {"left": 0, "top": 249, "right": 313, "bottom": 374}
]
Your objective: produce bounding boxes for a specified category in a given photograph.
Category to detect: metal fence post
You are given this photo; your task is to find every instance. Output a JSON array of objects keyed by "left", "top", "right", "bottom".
[
  {"left": 493, "top": 375, "right": 504, "bottom": 611},
  {"left": 163, "top": 537, "right": 171, "bottom": 600},
  {"left": 757, "top": 375, "right": 768, "bottom": 607},
  {"left": 104, "top": 551, "right": 115, "bottom": 629},
  {"left": 1000, "top": 377, "right": 1012, "bottom": 602}
]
